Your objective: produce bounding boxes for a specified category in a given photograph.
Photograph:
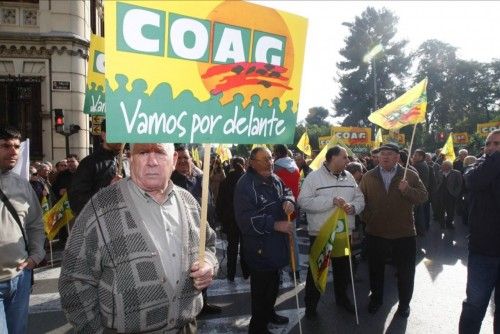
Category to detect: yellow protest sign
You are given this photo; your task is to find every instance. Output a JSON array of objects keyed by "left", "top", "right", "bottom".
[
  {"left": 104, "top": 1, "right": 308, "bottom": 144},
  {"left": 331, "top": 126, "right": 372, "bottom": 145},
  {"left": 477, "top": 121, "right": 500, "bottom": 138},
  {"left": 452, "top": 132, "right": 469, "bottom": 145},
  {"left": 84, "top": 34, "right": 106, "bottom": 115}
]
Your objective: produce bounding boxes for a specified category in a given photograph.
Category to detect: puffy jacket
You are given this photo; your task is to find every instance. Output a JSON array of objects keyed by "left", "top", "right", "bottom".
[
  {"left": 298, "top": 164, "right": 365, "bottom": 236},
  {"left": 234, "top": 167, "right": 294, "bottom": 271},
  {"left": 274, "top": 157, "right": 300, "bottom": 199},
  {"left": 465, "top": 151, "right": 500, "bottom": 256}
]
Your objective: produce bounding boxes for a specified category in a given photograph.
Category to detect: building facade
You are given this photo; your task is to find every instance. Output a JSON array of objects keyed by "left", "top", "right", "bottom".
[{"left": 0, "top": 0, "right": 103, "bottom": 162}]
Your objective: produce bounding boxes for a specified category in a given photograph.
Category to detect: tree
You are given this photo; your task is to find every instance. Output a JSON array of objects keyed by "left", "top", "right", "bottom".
[
  {"left": 333, "top": 7, "right": 410, "bottom": 127},
  {"left": 305, "top": 106, "right": 330, "bottom": 127},
  {"left": 413, "top": 40, "right": 500, "bottom": 143}
]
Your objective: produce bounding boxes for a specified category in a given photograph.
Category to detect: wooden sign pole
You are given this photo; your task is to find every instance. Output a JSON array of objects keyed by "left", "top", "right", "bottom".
[{"left": 198, "top": 143, "right": 211, "bottom": 264}]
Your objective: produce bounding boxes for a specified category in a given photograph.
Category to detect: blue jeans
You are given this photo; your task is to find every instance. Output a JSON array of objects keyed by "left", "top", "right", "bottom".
[
  {"left": 0, "top": 269, "right": 32, "bottom": 334},
  {"left": 459, "top": 253, "right": 500, "bottom": 334}
]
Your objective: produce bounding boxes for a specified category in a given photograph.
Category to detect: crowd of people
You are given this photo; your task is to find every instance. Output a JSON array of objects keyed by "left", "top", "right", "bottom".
[{"left": 1, "top": 124, "right": 499, "bottom": 334}]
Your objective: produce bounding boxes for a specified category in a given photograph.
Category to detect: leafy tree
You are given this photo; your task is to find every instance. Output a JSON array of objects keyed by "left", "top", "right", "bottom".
[
  {"left": 305, "top": 106, "right": 330, "bottom": 127},
  {"left": 334, "top": 7, "right": 410, "bottom": 127},
  {"left": 413, "top": 40, "right": 500, "bottom": 147}
]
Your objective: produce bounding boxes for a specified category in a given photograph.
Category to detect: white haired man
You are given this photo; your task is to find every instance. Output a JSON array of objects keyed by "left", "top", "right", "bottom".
[{"left": 59, "top": 143, "right": 218, "bottom": 333}]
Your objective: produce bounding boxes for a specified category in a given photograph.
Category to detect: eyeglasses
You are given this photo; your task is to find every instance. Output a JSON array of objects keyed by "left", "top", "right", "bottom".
[{"left": 252, "top": 157, "right": 273, "bottom": 163}]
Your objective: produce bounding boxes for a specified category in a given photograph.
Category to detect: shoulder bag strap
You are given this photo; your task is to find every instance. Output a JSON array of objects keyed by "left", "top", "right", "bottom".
[{"left": 0, "top": 187, "right": 29, "bottom": 253}]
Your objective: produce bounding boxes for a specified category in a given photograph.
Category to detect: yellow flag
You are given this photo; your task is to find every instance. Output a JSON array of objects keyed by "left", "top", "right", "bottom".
[
  {"left": 368, "top": 78, "right": 428, "bottom": 130},
  {"left": 441, "top": 133, "right": 456, "bottom": 162},
  {"left": 191, "top": 147, "right": 200, "bottom": 165},
  {"left": 373, "top": 128, "right": 383, "bottom": 149},
  {"left": 216, "top": 144, "right": 232, "bottom": 163},
  {"left": 309, "top": 208, "right": 349, "bottom": 293},
  {"left": 309, "top": 136, "right": 355, "bottom": 171},
  {"left": 40, "top": 195, "right": 49, "bottom": 214},
  {"left": 43, "top": 193, "right": 74, "bottom": 241},
  {"left": 297, "top": 131, "right": 312, "bottom": 156}
]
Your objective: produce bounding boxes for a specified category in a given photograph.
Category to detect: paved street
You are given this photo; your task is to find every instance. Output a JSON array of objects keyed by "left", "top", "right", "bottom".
[{"left": 28, "top": 217, "right": 494, "bottom": 334}]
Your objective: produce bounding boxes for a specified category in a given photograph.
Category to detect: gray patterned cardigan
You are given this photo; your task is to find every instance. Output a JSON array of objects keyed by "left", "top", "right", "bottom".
[{"left": 58, "top": 180, "right": 218, "bottom": 333}]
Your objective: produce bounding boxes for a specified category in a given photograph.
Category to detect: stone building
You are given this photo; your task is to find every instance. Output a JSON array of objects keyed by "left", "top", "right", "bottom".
[{"left": 0, "top": 0, "right": 103, "bottom": 162}]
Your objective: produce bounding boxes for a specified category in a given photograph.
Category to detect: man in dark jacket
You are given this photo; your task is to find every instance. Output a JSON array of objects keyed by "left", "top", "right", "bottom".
[
  {"left": 68, "top": 120, "right": 124, "bottom": 216},
  {"left": 412, "top": 149, "right": 430, "bottom": 235},
  {"left": 435, "top": 160, "right": 462, "bottom": 229},
  {"left": 234, "top": 147, "right": 295, "bottom": 334},
  {"left": 459, "top": 129, "right": 500, "bottom": 334},
  {"left": 216, "top": 157, "right": 248, "bottom": 282}
]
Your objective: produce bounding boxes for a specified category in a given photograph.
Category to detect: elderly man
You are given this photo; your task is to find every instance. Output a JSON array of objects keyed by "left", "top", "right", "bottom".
[
  {"left": 59, "top": 143, "right": 218, "bottom": 333},
  {"left": 299, "top": 146, "right": 365, "bottom": 318},
  {"left": 453, "top": 148, "right": 468, "bottom": 174},
  {"left": 0, "top": 126, "right": 46, "bottom": 334},
  {"left": 359, "top": 143, "right": 427, "bottom": 318},
  {"left": 435, "top": 160, "right": 462, "bottom": 229},
  {"left": 459, "top": 130, "right": 500, "bottom": 334},
  {"left": 234, "top": 147, "right": 295, "bottom": 334}
]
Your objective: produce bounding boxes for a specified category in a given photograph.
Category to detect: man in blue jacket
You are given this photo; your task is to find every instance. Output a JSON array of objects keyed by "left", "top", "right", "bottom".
[
  {"left": 234, "top": 147, "right": 295, "bottom": 334},
  {"left": 459, "top": 129, "right": 500, "bottom": 334}
]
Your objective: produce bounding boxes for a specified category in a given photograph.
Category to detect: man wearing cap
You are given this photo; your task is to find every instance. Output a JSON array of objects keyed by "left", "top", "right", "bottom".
[{"left": 359, "top": 143, "right": 427, "bottom": 318}]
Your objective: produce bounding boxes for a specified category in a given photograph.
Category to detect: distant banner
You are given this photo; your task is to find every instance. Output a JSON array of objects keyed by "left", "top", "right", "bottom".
[
  {"left": 84, "top": 34, "right": 106, "bottom": 115},
  {"left": 104, "top": 1, "right": 308, "bottom": 144},
  {"left": 383, "top": 132, "right": 406, "bottom": 145},
  {"left": 331, "top": 126, "right": 372, "bottom": 145},
  {"left": 350, "top": 143, "right": 372, "bottom": 155},
  {"left": 318, "top": 135, "right": 331, "bottom": 149},
  {"left": 452, "top": 132, "right": 469, "bottom": 145},
  {"left": 477, "top": 121, "right": 500, "bottom": 138}
]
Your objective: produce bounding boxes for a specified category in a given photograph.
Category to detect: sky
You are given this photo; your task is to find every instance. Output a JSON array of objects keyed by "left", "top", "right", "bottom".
[{"left": 252, "top": 1, "right": 500, "bottom": 123}]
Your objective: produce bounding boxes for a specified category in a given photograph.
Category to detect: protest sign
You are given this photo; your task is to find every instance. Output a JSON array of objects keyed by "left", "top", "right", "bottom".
[
  {"left": 104, "top": 0, "right": 307, "bottom": 144},
  {"left": 84, "top": 34, "right": 106, "bottom": 115}
]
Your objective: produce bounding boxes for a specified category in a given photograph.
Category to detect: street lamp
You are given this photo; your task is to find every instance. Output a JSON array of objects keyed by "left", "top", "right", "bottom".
[{"left": 363, "top": 44, "right": 384, "bottom": 113}]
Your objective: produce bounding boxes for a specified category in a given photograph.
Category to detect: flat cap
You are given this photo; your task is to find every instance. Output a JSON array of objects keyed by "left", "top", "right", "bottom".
[{"left": 379, "top": 143, "right": 400, "bottom": 153}]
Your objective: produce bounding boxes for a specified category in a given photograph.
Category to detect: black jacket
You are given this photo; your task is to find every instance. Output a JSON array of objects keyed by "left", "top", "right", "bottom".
[
  {"left": 216, "top": 169, "right": 244, "bottom": 234},
  {"left": 68, "top": 148, "right": 119, "bottom": 215},
  {"left": 171, "top": 170, "right": 216, "bottom": 227},
  {"left": 234, "top": 167, "right": 295, "bottom": 271},
  {"left": 465, "top": 151, "right": 500, "bottom": 256}
]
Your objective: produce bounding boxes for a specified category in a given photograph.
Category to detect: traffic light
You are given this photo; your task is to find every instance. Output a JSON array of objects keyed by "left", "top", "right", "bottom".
[{"left": 54, "top": 109, "right": 64, "bottom": 133}]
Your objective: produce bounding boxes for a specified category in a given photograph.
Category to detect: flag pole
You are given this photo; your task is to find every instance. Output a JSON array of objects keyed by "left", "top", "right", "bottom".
[
  {"left": 403, "top": 123, "right": 418, "bottom": 180},
  {"left": 346, "top": 221, "right": 359, "bottom": 325},
  {"left": 288, "top": 214, "right": 303, "bottom": 334}
]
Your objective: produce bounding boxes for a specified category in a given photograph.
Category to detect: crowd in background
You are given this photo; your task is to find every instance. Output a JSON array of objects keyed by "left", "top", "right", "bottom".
[{"left": 6, "top": 128, "right": 497, "bottom": 334}]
